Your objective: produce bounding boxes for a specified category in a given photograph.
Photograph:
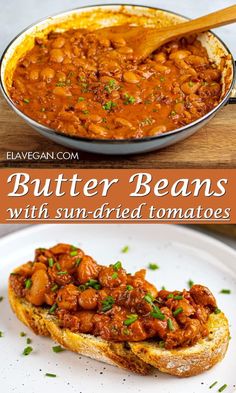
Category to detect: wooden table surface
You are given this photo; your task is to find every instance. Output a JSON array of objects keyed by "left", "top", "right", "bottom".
[{"left": 0, "top": 95, "right": 236, "bottom": 168}]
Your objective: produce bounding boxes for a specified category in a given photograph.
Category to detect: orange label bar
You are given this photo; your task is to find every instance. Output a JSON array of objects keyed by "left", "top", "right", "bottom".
[{"left": 0, "top": 168, "right": 234, "bottom": 224}]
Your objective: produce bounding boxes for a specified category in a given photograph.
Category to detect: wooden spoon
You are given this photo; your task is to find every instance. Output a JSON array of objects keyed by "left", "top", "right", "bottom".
[{"left": 98, "top": 5, "right": 236, "bottom": 60}]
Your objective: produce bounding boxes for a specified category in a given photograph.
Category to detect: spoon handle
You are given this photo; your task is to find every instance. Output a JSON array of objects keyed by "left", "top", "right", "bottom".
[{"left": 168, "top": 5, "right": 236, "bottom": 37}]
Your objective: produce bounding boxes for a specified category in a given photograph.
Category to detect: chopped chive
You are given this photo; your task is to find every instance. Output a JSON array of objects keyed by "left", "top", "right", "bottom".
[
  {"left": 52, "top": 345, "right": 65, "bottom": 353},
  {"left": 75, "top": 258, "right": 82, "bottom": 267},
  {"left": 78, "top": 284, "right": 86, "bottom": 291},
  {"left": 167, "top": 294, "right": 174, "bottom": 299},
  {"left": 209, "top": 381, "right": 218, "bottom": 389},
  {"left": 126, "top": 285, "right": 133, "bottom": 291},
  {"left": 124, "top": 314, "right": 138, "bottom": 326},
  {"left": 173, "top": 307, "right": 183, "bottom": 317},
  {"left": 45, "top": 373, "right": 57, "bottom": 378},
  {"left": 159, "top": 341, "right": 165, "bottom": 348},
  {"left": 220, "top": 289, "right": 231, "bottom": 294},
  {"left": 26, "top": 338, "right": 32, "bottom": 344},
  {"left": 25, "top": 278, "right": 32, "bottom": 289},
  {"left": 23, "top": 98, "right": 30, "bottom": 104},
  {"left": 49, "top": 304, "right": 57, "bottom": 314},
  {"left": 123, "top": 93, "right": 135, "bottom": 105},
  {"left": 112, "top": 272, "right": 118, "bottom": 279},
  {"left": 57, "top": 271, "right": 68, "bottom": 275},
  {"left": 20, "top": 332, "right": 26, "bottom": 337},
  {"left": 174, "top": 295, "right": 183, "bottom": 300},
  {"left": 48, "top": 258, "right": 54, "bottom": 267},
  {"left": 70, "top": 250, "right": 78, "bottom": 257},
  {"left": 23, "top": 346, "right": 33, "bottom": 356},
  {"left": 188, "top": 279, "right": 194, "bottom": 288},
  {"left": 123, "top": 328, "right": 130, "bottom": 335},
  {"left": 121, "top": 245, "right": 129, "bottom": 253},
  {"left": 113, "top": 261, "right": 122, "bottom": 271},
  {"left": 78, "top": 97, "right": 85, "bottom": 102},
  {"left": 101, "top": 296, "right": 115, "bottom": 312},
  {"left": 218, "top": 384, "right": 227, "bottom": 392},
  {"left": 51, "top": 284, "right": 58, "bottom": 292},
  {"left": 144, "top": 293, "right": 154, "bottom": 303},
  {"left": 85, "top": 279, "right": 101, "bottom": 290},
  {"left": 0, "top": 296, "right": 4, "bottom": 302},
  {"left": 214, "top": 308, "right": 221, "bottom": 314},
  {"left": 148, "top": 263, "right": 159, "bottom": 271},
  {"left": 56, "top": 263, "right": 61, "bottom": 271},
  {"left": 150, "top": 308, "right": 165, "bottom": 321},
  {"left": 167, "top": 319, "right": 174, "bottom": 331}
]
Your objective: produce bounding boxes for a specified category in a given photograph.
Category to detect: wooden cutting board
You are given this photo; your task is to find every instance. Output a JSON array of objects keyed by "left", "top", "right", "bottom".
[{"left": 0, "top": 94, "right": 236, "bottom": 168}]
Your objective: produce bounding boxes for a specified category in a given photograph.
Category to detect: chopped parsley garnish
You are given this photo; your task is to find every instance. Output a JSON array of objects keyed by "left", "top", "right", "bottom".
[
  {"left": 124, "top": 93, "right": 135, "bottom": 105},
  {"left": 214, "top": 308, "right": 221, "bottom": 314},
  {"left": 140, "top": 117, "right": 154, "bottom": 127},
  {"left": 52, "top": 345, "right": 65, "bottom": 353},
  {"left": 126, "top": 285, "right": 133, "bottom": 291},
  {"left": 124, "top": 314, "right": 138, "bottom": 326},
  {"left": 188, "top": 279, "right": 194, "bottom": 288},
  {"left": 103, "top": 101, "right": 117, "bottom": 111},
  {"left": 78, "top": 97, "right": 85, "bottom": 102},
  {"left": 101, "top": 296, "right": 115, "bottom": 312},
  {"left": 148, "top": 263, "right": 159, "bottom": 271},
  {"left": 23, "top": 346, "right": 33, "bottom": 356},
  {"left": 70, "top": 250, "right": 78, "bottom": 257},
  {"left": 104, "top": 79, "right": 117, "bottom": 93},
  {"left": 173, "top": 307, "right": 183, "bottom": 317},
  {"left": 49, "top": 304, "right": 57, "bottom": 314},
  {"left": 25, "top": 278, "right": 32, "bottom": 289},
  {"left": 218, "top": 385, "right": 227, "bottom": 392},
  {"left": 0, "top": 296, "right": 3, "bottom": 302},
  {"left": 48, "top": 258, "right": 54, "bottom": 267},
  {"left": 112, "top": 261, "right": 122, "bottom": 271},
  {"left": 85, "top": 279, "right": 101, "bottom": 290},
  {"left": 167, "top": 319, "right": 174, "bottom": 331},
  {"left": 209, "top": 381, "right": 218, "bottom": 389},
  {"left": 121, "top": 245, "right": 129, "bottom": 253},
  {"left": 45, "top": 373, "right": 57, "bottom": 378},
  {"left": 23, "top": 98, "right": 30, "bottom": 104},
  {"left": 220, "top": 289, "right": 231, "bottom": 294},
  {"left": 112, "top": 272, "right": 118, "bottom": 279}
]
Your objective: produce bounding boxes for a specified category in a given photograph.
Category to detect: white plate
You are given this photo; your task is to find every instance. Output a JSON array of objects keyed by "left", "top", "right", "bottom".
[{"left": 0, "top": 224, "right": 235, "bottom": 393}]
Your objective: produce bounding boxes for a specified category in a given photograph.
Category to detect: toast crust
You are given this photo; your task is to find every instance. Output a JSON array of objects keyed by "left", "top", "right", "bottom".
[
  {"left": 129, "top": 312, "right": 229, "bottom": 377},
  {"left": 8, "top": 284, "right": 229, "bottom": 377},
  {"left": 8, "top": 285, "right": 150, "bottom": 375}
]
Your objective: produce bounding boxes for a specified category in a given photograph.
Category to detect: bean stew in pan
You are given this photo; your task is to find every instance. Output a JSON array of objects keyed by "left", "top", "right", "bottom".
[{"left": 9, "top": 25, "right": 223, "bottom": 140}]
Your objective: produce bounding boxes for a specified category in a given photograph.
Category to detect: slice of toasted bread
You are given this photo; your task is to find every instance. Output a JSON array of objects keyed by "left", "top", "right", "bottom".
[
  {"left": 8, "top": 285, "right": 151, "bottom": 375},
  {"left": 129, "top": 312, "right": 229, "bottom": 377},
  {"left": 8, "top": 284, "right": 229, "bottom": 377}
]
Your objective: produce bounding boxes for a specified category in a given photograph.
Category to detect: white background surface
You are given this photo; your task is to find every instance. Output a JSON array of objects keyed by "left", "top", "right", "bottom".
[
  {"left": 1, "top": 0, "right": 236, "bottom": 56},
  {"left": 0, "top": 224, "right": 235, "bottom": 393}
]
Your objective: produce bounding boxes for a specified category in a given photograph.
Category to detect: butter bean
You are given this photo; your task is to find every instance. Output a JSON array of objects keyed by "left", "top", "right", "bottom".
[{"left": 123, "top": 71, "right": 140, "bottom": 84}]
